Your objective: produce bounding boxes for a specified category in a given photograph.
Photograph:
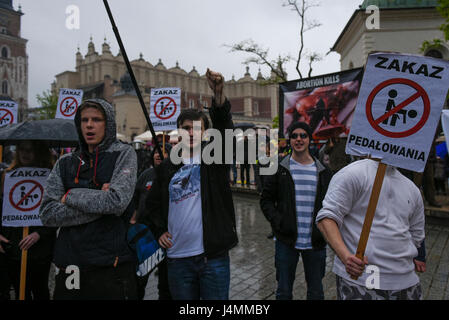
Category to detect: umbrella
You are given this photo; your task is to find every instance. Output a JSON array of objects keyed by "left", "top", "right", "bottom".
[{"left": 0, "top": 118, "right": 79, "bottom": 147}]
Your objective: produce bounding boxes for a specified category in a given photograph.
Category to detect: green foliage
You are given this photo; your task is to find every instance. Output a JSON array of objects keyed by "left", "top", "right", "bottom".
[
  {"left": 420, "top": 38, "right": 444, "bottom": 53},
  {"left": 437, "top": 0, "right": 449, "bottom": 41},
  {"left": 35, "top": 90, "right": 58, "bottom": 120},
  {"left": 272, "top": 115, "right": 279, "bottom": 129},
  {"left": 420, "top": 1, "right": 449, "bottom": 54}
]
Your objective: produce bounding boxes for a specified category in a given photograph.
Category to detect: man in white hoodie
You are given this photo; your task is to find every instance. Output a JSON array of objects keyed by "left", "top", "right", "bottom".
[{"left": 316, "top": 159, "right": 425, "bottom": 300}]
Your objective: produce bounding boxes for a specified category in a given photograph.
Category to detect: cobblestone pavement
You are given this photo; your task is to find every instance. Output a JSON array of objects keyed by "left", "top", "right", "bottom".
[{"left": 144, "top": 193, "right": 449, "bottom": 300}]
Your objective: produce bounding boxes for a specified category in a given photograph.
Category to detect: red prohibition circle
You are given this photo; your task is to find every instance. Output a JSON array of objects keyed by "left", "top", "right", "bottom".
[
  {"left": 153, "top": 97, "right": 177, "bottom": 120},
  {"left": 9, "top": 180, "right": 44, "bottom": 212},
  {"left": 59, "top": 97, "right": 79, "bottom": 117},
  {"left": 0, "top": 108, "right": 14, "bottom": 124},
  {"left": 366, "top": 78, "right": 430, "bottom": 138}
]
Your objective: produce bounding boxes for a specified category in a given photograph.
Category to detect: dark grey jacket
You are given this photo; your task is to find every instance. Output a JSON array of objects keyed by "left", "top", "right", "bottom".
[{"left": 39, "top": 99, "right": 137, "bottom": 269}]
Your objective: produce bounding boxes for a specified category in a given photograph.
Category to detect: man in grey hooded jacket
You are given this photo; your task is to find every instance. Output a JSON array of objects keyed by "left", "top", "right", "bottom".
[{"left": 39, "top": 99, "right": 138, "bottom": 300}]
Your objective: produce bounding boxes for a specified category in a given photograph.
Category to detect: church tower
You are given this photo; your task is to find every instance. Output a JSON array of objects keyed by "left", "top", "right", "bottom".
[{"left": 0, "top": 0, "right": 28, "bottom": 120}]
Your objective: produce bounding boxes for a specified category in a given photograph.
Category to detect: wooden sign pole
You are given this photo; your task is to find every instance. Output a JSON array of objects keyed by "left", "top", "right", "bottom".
[
  {"left": 351, "top": 162, "right": 387, "bottom": 280},
  {"left": 19, "top": 226, "right": 29, "bottom": 300}
]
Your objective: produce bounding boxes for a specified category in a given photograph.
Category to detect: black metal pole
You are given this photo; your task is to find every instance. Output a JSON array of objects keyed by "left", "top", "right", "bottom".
[{"left": 103, "top": 0, "right": 164, "bottom": 159}]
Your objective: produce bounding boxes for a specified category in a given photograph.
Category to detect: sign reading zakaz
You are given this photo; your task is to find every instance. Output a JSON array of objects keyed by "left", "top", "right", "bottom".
[
  {"left": 55, "top": 88, "right": 84, "bottom": 120},
  {"left": 0, "top": 100, "right": 18, "bottom": 127},
  {"left": 2, "top": 167, "right": 51, "bottom": 227},
  {"left": 149, "top": 87, "right": 181, "bottom": 132},
  {"left": 346, "top": 52, "right": 449, "bottom": 172}
]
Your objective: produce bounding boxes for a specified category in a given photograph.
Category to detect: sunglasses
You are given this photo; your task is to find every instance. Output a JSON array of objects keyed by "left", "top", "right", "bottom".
[{"left": 290, "top": 133, "right": 309, "bottom": 140}]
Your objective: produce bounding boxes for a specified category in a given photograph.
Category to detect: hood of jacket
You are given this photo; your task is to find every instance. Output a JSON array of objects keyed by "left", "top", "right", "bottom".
[{"left": 74, "top": 99, "right": 117, "bottom": 153}]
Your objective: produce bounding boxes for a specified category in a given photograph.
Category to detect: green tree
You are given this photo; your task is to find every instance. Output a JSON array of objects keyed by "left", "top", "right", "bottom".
[
  {"left": 35, "top": 90, "right": 58, "bottom": 119},
  {"left": 421, "top": 0, "right": 449, "bottom": 53},
  {"left": 272, "top": 115, "right": 279, "bottom": 129},
  {"left": 437, "top": 0, "right": 449, "bottom": 41}
]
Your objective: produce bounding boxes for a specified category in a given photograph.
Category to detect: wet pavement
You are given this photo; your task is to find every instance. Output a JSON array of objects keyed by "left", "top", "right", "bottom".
[{"left": 144, "top": 192, "right": 449, "bottom": 300}]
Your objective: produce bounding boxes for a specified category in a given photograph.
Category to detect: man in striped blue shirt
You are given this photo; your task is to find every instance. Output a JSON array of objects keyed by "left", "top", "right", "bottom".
[{"left": 260, "top": 122, "right": 333, "bottom": 300}]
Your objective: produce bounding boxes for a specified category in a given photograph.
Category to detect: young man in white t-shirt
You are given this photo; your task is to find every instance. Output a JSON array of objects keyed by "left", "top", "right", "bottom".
[
  {"left": 260, "top": 122, "right": 333, "bottom": 300},
  {"left": 141, "top": 69, "right": 238, "bottom": 300}
]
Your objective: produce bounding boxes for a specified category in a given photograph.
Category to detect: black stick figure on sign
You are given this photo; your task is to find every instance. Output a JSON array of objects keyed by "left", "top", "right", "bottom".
[
  {"left": 0, "top": 116, "right": 10, "bottom": 125},
  {"left": 0, "top": 110, "right": 11, "bottom": 125},
  {"left": 160, "top": 101, "right": 165, "bottom": 115},
  {"left": 64, "top": 100, "right": 75, "bottom": 113},
  {"left": 382, "top": 89, "right": 418, "bottom": 126},
  {"left": 20, "top": 185, "right": 38, "bottom": 206}
]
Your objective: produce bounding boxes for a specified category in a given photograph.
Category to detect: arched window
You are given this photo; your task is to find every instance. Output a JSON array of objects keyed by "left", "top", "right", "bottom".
[
  {"left": 1, "top": 80, "right": 8, "bottom": 95},
  {"left": 1, "top": 47, "right": 8, "bottom": 59}
]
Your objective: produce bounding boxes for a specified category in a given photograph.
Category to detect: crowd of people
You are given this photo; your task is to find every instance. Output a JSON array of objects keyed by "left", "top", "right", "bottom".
[{"left": 0, "top": 68, "right": 437, "bottom": 300}]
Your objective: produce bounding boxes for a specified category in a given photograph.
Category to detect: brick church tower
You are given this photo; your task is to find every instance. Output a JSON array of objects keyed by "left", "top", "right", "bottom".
[{"left": 0, "top": 0, "right": 28, "bottom": 120}]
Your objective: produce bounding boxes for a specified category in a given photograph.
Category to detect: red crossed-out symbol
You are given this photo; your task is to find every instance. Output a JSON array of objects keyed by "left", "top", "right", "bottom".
[
  {"left": 9, "top": 180, "right": 44, "bottom": 212},
  {"left": 366, "top": 78, "right": 430, "bottom": 139},
  {"left": 59, "top": 96, "right": 79, "bottom": 117},
  {"left": 154, "top": 97, "right": 177, "bottom": 120},
  {"left": 0, "top": 108, "right": 14, "bottom": 125}
]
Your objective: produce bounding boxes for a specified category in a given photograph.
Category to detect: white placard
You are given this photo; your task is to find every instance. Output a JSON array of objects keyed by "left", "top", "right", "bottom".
[
  {"left": 2, "top": 167, "right": 51, "bottom": 227},
  {"left": 55, "top": 88, "right": 84, "bottom": 120},
  {"left": 149, "top": 87, "right": 181, "bottom": 131},
  {"left": 0, "top": 100, "right": 18, "bottom": 127},
  {"left": 346, "top": 52, "right": 449, "bottom": 172}
]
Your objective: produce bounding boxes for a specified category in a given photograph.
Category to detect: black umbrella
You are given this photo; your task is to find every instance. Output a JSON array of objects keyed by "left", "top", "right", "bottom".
[{"left": 0, "top": 118, "right": 79, "bottom": 147}]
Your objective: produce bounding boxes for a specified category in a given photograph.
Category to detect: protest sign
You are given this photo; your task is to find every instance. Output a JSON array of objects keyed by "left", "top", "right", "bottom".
[
  {"left": 2, "top": 167, "right": 51, "bottom": 227},
  {"left": 55, "top": 88, "right": 84, "bottom": 120},
  {"left": 149, "top": 88, "right": 181, "bottom": 132},
  {"left": 346, "top": 52, "right": 449, "bottom": 280},
  {"left": 279, "top": 68, "right": 363, "bottom": 139},
  {"left": 346, "top": 52, "right": 449, "bottom": 173},
  {"left": 0, "top": 100, "right": 18, "bottom": 127}
]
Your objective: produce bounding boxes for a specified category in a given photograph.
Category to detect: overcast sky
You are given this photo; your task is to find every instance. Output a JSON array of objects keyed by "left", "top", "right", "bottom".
[{"left": 15, "top": 0, "right": 364, "bottom": 108}]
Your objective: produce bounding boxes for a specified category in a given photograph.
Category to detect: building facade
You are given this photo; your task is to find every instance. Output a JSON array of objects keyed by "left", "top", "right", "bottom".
[
  {"left": 53, "top": 38, "right": 278, "bottom": 140},
  {"left": 332, "top": 0, "right": 448, "bottom": 70},
  {"left": 0, "top": 0, "right": 28, "bottom": 120}
]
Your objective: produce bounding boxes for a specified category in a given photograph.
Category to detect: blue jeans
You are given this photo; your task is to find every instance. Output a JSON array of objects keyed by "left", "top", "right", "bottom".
[
  {"left": 167, "top": 253, "right": 230, "bottom": 300},
  {"left": 275, "top": 240, "right": 326, "bottom": 300}
]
